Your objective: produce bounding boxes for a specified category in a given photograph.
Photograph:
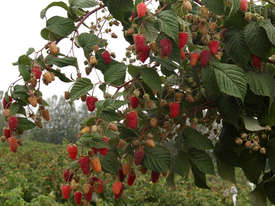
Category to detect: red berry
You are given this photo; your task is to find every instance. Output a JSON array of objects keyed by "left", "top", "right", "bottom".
[
  {"left": 78, "top": 156, "right": 90, "bottom": 175},
  {"left": 61, "top": 185, "right": 71, "bottom": 200},
  {"left": 208, "top": 40, "right": 219, "bottom": 55},
  {"left": 190, "top": 52, "right": 200, "bottom": 67},
  {"left": 63, "top": 169, "right": 74, "bottom": 182},
  {"left": 138, "top": 45, "right": 150, "bottom": 63},
  {"left": 118, "top": 168, "right": 126, "bottom": 182},
  {"left": 180, "top": 48, "right": 185, "bottom": 60},
  {"left": 151, "top": 171, "right": 160, "bottom": 183},
  {"left": 134, "top": 146, "right": 144, "bottom": 165},
  {"left": 130, "top": 96, "right": 139, "bottom": 109},
  {"left": 3, "top": 96, "right": 12, "bottom": 109},
  {"left": 126, "top": 111, "right": 138, "bottom": 129},
  {"left": 8, "top": 137, "right": 18, "bottom": 153},
  {"left": 200, "top": 50, "right": 211, "bottom": 67},
  {"left": 252, "top": 55, "right": 261, "bottom": 68},
  {"left": 67, "top": 144, "right": 78, "bottom": 160},
  {"left": 74, "top": 191, "right": 82, "bottom": 205},
  {"left": 240, "top": 0, "right": 248, "bottom": 12},
  {"left": 160, "top": 39, "right": 172, "bottom": 58},
  {"left": 3, "top": 128, "right": 11, "bottom": 139},
  {"left": 131, "top": 11, "right": 136, "bottom": 19},
  {"left": 169, "top": 102, "right": 180, "bottom": 118},
  {"left": 137, "top": 2, "right": 147, "bottom": 18},
  {"left": 8, "top": 116, "right": 18, "bottom": 131},
  {"left": 101, "top": 50, "right": 111, "bottom": 64},
  {"left": 127, "top": 171, "right": 136, "bottom": 186},
  {"left": 112, "top": 181, "right": 123, "bottom": 195},
  {"left": 134, "top": 35, "right": 146, "bottom": 52},
  {"left": 86, "top": 96, "right": 98, "bottom": 112},
  {"left": 83, "top": 185, "right": 93, "bottom": 201},
  {"left": 178, "top": 32, "right": 188, "bottom": 48},
  {"left": 90, "top": 177, "right": 104, "bottom": 194},
  {"left": 31, "top": 67, "right": 42, "bottom": 79},
  {"left": 222, "top": 29, "right": 227, "bottom": 41}
]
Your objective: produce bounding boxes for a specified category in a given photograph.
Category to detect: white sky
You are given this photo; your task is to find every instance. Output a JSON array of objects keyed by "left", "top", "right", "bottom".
[{"left": 0, "top": 0, "right": 129, "bottom": 101}]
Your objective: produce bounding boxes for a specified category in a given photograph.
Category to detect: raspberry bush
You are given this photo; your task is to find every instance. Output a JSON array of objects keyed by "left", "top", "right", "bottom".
[{"left": 2, "top": 0, "right": 275, "bottom": 205}]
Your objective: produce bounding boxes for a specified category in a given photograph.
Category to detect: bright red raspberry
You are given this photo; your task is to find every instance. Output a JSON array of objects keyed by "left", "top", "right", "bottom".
[
  {"left": 86, "top": 96, "right": 98, "bottom": 112},
  {"left": 78, "top": 156, "right": 90, "bottom": 175},
  {"left": 240, "top": 0, "right": 248, "bottom": 12},
  {"left": 160, "top": 38, "right": 172, "bottom": 58},
  {"left": 137, "top": 2, "right": 147, "bottom": 18},
  {"left": 169, "top": 102, "right": 180, "bottom": 118},
  {"left": 200, "top": 50, "right": 211, "bottom": 67},
  {"left": 8, "top": 116, "right": 18, "bottom": 131},
  {"left": 74, "top": 191, "right": 82, "bottom": 205},
  {"left": 130, "top": 96, "right": 139, "bottom": 109},
  {"left": 31, "top": 67, "right": 42, "bottom": 79},
  {"left": 134, "top": 35, "right": 146, "bottom": 52},
  {"left": 67, "top": 144, "right": 78, "bottom": 160},
  {"left": 126, "top": 111, "right": 138, "bottom": 129},
  {"left": 61, "top": 185, "right": 71, "bottom": 200},
  {"left": 252, "top": 55, "right": 261, "bottom": 68},
  {"left": 208, "top": 40, "right": 219, "bottom": 55},
  {"left": 138, "top": 45, "right": 150, "bottom": 63},
  {"left": 190, "top": 52, "right": 200, "bottom": 67},
  {"left": 8, "top": 137, "right": 18, "bottom": 152},
  {"left": 180, "top": 48, "right": 185, "bottom": 60},
  {"left": 101, "top": 50, "right": 111, "bottom": 64},
  {"left": 178, "top": 32, "right": 188, "bottom": 48},
  {"left": 127, "top": 171, "right": 136, "bottom": 186}
]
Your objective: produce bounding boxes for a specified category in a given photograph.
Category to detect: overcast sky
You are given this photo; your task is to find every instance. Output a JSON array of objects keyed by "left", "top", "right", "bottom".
[{"left": 0, "top": 0, "right": 129, "bottom": 101}]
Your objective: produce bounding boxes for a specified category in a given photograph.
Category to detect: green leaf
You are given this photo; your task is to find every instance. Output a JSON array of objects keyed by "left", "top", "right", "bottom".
[
  {"left": 17, "top": 117, "right": 36, "bottom": 131},
  {"left": 40, "top": 2, "right": 69, "bottom": 19},
  {"left": 175, "top": 151, "right": 190, "bottom": 178},
  {"left": 244, "top": 22, "right": 271, "bottom": 58},
  {"left": 70, "top": 78, "right": 93, "bottom": 102},
  {"left": 26, "top": 48, "right": 35, "bottom": 56},
  {"left": 101, "top": 110, "right": 121, "bottom": 122},
  {"left": 183, "top": 127, "right": 213, "bottom": 150},
  {"left": 268, "top": 102, "right": 275, "bottom": 126},
  {"left": 188, "top": 149, "right": 215, "bottom": 175},
  {"left": 100, "top": 150, "right": 119, "bottom": 174},
  {"left": 202, "top": 0, "right": 224, "bottom": 15},
  {"left": 70, "top": 0, "right": 97, "bottom": 8},
  {"left": 211, "top": 61, "right": 247, "bottom": 102},
  {"left": 50, "top": 69, "right": 72, "bottom": 83},
  {"left": 158, "top": 10, "right": 179, "bottom": 41},
  {"left": 143, "top": 145, "right": 171, "bottom": 173},
  {"left": 224, "top": 29, "right": 250, "bottom": 67},
  {"left": 77, "top": 133, "right": 110, "bottom": 149},
  {"left": 12, "top": 85, "right": 28, "bottom": 104},
  {"left": 190, "top": 162, "right": 209, "bottom": 189},
  {"left": 217, "top": 158, "right": 236, "bottom": 183},
  {"left": 141, "top": 20, "right": 159, "bottom": 42},
  {"left": 268, "top": 139, "right": 275, "bottom": 171},
  {"left": 46, "top": 55, "right": 78, "bottom": 68},
  {"left": 140, "top": 68, "right": 162, "bottom": 92},
  {"left": 242, "top": 116, "right": 268, "bottom": 131},
  {"left": 260, "top": 19, "right": 275, "bottom": 45},
  {"left": 250, "top": 186, "right": 267, "bottom": 206},
  {"left": 104, "top": 62, "right": 126, "bottom": 86},
  {"left": 264, "top": 177, "right": 275, "bottom": 204},
  {"left": 201, "top": 67, "right": 221, "bottom": 100},
  {"left": 46, "top": 16, "right": 75, "bottom": 37},
  {"left": 247, "top": 71, "right": 275, "bottom": 98},
  {"left": 41, "top": 28, "right": 62, "bottom": 41}
]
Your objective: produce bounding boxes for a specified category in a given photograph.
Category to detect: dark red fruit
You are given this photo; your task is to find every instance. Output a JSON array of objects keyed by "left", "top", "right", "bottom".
[
  {"left": 127, "top": 171, "right": 136, "bottom": 186},
  {"left": 134, "top": 35, "right": 146, "bottom": 52},
  {"left": 61, "top": 185, "right": 71, "bottom": 199},
  {"left": 67, "top": 144, "right": 78, "bottom": 160},
  {"left": 134, "top": 146, "right": 144, "bottom": 165},
  {"left": 86, "top": 96, "right": 98, "bottom": 112},
  {"left": 180, "top": 48, "right": 185, "bottom": 60},
  {"left": 137, "top": 2, "right": 147, "bottom": 18},
  {"left": 83, "top": 185, "right": 93, "bottom": 201},
  {"left": 126, "top": 111, "right": 138, "bottom": 129},
  {"left": 8, "top": 116, "right": 18, "bottom": 131},
  {"left": 8, "top": 137, "right": 18, "bottom": 153},
  {"left": 101, "top": 50, "right": 111, "bottom": 64},
  {"left": 90, "top": 177, "right": 104, "bottom": 194},
  {"left": 130, "top": 96, "right": 139, "bottom": 109},
  {"left": 151, "top": 171, "right": 160, "bottom": 183},
  {"left": 178, "top": 32, "right": 188, "bottom": 48},
  {"left": 252, "top": 55, "right": 261, "bottom": 68},
  {"left": 169, "top": 102, "right": 180, "bottom": 118},
  {"left": 74, "top": 191, "right": 82, "bottom": 205},
  {"left": 31, "top": 67, "right": 42, "bottom": 79},
  {"left": 138, "top": 45, "right": 150, "bottom": 63},
  {"left": 3, "top": 96, "right": 12, "bottom": 109},
  {"left": 208, "top": 40, "right": 219, "bottom": 55},
  {"left": 160, "top": 39, "right": 172, "bottom": 58},
  {"left": 118, "top": 168, "right": 126, "bottom": 181},
  {"left": 78, "top": 156, "right": 90, "bottom": 175},
  {"left": 3, "top": 128, "right": 11, "bottom": 139},
  {"left": 200, "top": 50, "right": 211, "bottom": 67},
  {"left": 63, "top": 169, "right": 74, "bottom": 182}
]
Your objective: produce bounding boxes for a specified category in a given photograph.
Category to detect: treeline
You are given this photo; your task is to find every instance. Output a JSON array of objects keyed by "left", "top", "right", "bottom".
[{"left": 0, "top": 91, "right": 90, "bottom": 144}]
